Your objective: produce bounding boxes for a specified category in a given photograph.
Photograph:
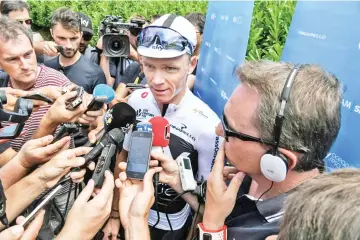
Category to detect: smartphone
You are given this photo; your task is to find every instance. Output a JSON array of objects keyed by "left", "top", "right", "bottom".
[
  {"left": 20, "top": 184, "right": 62, "bottom": 228},
  {"left": 126, "top": 131, "right": 153, "bottom": 180},
  {"left": 55, "top": 45, "right": 64, "bottom": 53},
  {"left": 0, "top": 124, "right": 27, "bottom": 141},
  {"left": 126, "top": 83, "right": 147, "bottom": 90},
  {"left": 23, "top": 93, "right": 53, "bottom": 104},
  {"left": 85, "top": 96, "right": 107, "bottom": 113}
]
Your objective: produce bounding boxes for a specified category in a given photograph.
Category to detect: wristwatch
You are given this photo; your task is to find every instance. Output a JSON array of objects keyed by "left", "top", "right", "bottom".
[{"left": 197, "top": 222, "right": 227, "bottom": 240}]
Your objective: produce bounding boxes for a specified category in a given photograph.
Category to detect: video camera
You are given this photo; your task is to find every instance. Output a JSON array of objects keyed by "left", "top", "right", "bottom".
[{"left": 99, "top": 15, "right": 145, "bottom": 58}]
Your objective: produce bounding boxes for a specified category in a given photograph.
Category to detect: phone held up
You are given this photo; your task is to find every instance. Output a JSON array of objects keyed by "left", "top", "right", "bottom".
[{"left": 126, "top": 131, "right": 153, "bottom": 180}]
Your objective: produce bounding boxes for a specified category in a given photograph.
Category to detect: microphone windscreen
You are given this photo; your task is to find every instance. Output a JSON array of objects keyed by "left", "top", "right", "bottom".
[
  {"left": 149, "top": 116, "right": 170, "bottom": 147},
  {"left": 93, "top": 84, "right": 115, "bottom": 103},
  {"left": 105, "top": 102, "right": 136, "bottom": 133}
]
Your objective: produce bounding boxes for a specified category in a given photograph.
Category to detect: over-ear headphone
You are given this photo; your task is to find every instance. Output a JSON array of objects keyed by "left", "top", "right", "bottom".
[{"left": 260, "top": 65, "right": 302, "bottom": 182}]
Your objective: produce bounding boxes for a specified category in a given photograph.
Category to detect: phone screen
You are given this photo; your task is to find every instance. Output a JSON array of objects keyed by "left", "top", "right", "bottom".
[{"left": 126, "top": 132, "right": 153, "bottom": 178}]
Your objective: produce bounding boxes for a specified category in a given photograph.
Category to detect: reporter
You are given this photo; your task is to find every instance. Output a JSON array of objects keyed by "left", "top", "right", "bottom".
[
  {"left": 115, "top": 167, "right": 162, "bottom": 240},
  {"left": 57, "top": 171, "right": 115, "bottom": 240},
  {"left": 0, "top": 209, "right": 45, "bottom": 240}
]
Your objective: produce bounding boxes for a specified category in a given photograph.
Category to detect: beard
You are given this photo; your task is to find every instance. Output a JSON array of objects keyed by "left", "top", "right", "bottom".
[{"left": 60, "top": 47, "right": 78, "bottom": 58}]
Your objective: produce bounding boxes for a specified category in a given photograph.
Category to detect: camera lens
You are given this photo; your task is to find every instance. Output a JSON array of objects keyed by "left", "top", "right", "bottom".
[{"left": 111, "top": 40, "right": 123, "bottom": 52}]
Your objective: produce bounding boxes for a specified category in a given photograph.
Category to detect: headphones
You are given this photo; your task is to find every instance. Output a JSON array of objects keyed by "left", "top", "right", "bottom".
[
  {"left": 260, "top": 65, "right": 302, "bottom": 182},
  {"left": 0, "top": 90, "right": 33, "bottom": 139}
]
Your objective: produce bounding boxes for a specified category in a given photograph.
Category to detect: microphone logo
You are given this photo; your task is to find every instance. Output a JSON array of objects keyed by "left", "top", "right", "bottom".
[
  {"left": 104, "top": 109, "right": 113, "bottom": 126},
  {"left": 121, "top": 123, "right": 133, "bottom": 134}
]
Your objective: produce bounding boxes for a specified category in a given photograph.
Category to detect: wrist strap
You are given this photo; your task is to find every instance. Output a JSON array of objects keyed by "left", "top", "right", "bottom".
[{"left": 197, "top": 223, "right": 227, "bottom": 240}]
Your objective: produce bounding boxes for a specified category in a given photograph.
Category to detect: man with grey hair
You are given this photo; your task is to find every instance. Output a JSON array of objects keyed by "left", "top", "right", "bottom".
[{"left": 131, "top": 60, "right": 343, "bottom": 239}]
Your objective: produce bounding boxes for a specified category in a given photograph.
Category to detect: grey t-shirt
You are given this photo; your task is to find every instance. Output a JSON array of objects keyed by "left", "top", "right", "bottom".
[{"left": 83, "top": 45, "right": 99, "bottom": 65}]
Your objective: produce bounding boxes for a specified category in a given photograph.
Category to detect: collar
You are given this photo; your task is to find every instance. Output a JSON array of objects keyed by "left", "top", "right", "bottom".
[
  {"left": 237, "top": 193, "right": 286, "bottom": 223},
  {"left": 151, "top": 88, "right": 193, "bottom": 116}
]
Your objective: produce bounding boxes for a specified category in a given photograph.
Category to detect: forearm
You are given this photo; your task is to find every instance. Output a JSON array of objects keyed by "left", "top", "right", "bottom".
[
  {"left": 0, "top": 147, "right": 17, "bottom": 167},
  {"left": 33, "top": 41, "right": 45, "bottom": 55},
  {"left": 170, "top": 180, "right": 204, "bottom": 215},
  {"left": 100, "top": 56, "right": 114, "bottom": 87},
  {"left": 0, "top": 154, "right": 30, "bottom": 189},
  {"left": 33, "top": 114, "right": 58, "bottom": 139},
  {"left": 112, "top": 150, "right": 128, "bottom": 212},
  {"left": 126, "top": 217, "right": 150, "bottom": 240},
  {"left": 1, "top": 171, "right": 46, "bottom": 230},
  {"left": 115, "top": 83, "right": 129, "bottom": 99}
]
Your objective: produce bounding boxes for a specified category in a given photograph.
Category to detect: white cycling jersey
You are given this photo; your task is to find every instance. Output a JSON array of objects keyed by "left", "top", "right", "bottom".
[{"left": 123, "top": 88, "right": 222, "bottom": 230}]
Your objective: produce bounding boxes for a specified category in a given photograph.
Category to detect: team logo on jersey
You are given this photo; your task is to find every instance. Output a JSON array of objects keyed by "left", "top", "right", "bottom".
[
  {"left": 141, "top": 92, "right": 149, "bottom": 98},
  {"left": 136, "top": 109, "right": 155, "bottom": 119},
  {"left": 171, "top": 124, "right": 196, "bottom": 141},
  {"left": 192, "top": 108, "right": 208, "bottom": 119}
]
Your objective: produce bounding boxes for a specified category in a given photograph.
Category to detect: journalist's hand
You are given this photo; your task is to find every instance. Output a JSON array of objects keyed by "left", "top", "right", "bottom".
[
  {"left": 43, "top": 41, "right": 58, "bottom": 57},
  {"left": 29, "top": 86, "right": 63, "bottom": 101},
  {"left": 35, "top": 147, "right": 91, "bottom": 189},
  {"left": 77, "top": 93, "right": 105, "bottom": 126},
  {"left": 57, "top": 171, "right": 114, "bottom": 240},
  {"left": 0, "top": 209, "right": 45, "bottom": 240},
  {"left": 115, "top": 168, "right": 161, "bottom": 230},
  {"left": 101, "top": 218, "right": 120, "bottom": 240},
  {"left": 16, "top": 135, "right": 70, "bottom": 169},
  {"left": 44, "top": 91, "right": 86, "bottom": 125},
  {"left": 203, "top": 142, "right": 245, "bottom": 230},
  {"left": 0, "top": 87, "right": 49, "bottom": 111}
]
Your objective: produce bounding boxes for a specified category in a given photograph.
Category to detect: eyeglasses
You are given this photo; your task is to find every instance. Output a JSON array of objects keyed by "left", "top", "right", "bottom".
[
  {"left": 82, "top": 34, "right": 93, "bottom": 41},
  {"left": 221, "top": 113, "right": 275, "bottom": 146},
  {"left": 17, "top": 19, "right": 32, "bottom": 25},
  {"left": 137, "top": 26, "right": 194, "bottom": 55}
]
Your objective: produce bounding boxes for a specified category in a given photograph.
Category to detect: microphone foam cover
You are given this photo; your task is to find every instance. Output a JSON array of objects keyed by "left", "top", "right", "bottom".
[
  {"left": 105, "top": 102, "right": 136, "bottom": 133},
  {"left": 149, "top": 116, "right": 170, "bottom": 147},
  {"left": 93, "top": 84, "right": 115, "bottom": 103}
]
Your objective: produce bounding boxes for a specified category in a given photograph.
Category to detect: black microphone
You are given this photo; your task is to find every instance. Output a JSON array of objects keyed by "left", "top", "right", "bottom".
[
  {"left": 84, "top": 102, "right": 136, "bottom": 147},
  {"left": 83, "top": 128, "right": 124, "bottom": 165}
]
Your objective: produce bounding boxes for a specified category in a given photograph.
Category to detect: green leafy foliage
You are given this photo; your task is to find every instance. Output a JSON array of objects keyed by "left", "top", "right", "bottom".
[
  {"left": 28, "top": 0, "right": 296, "bottom": 61},
  {"left": 246, "top": 0, "right": 297, "bottom": 61}
]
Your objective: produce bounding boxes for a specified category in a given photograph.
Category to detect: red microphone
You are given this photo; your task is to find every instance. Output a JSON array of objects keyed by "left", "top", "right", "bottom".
[{"left": 149, "top": 116, "right": 170, "bottom": 153}]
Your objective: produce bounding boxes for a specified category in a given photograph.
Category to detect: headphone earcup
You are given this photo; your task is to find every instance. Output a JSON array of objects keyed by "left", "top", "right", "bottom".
[{"left": 260, "top": 150, "right": 289, "bottom": 182}]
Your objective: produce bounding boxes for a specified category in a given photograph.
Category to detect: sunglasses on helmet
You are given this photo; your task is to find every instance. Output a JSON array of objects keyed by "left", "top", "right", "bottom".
[{"left": 137, "top": 26, "right": 194, "bottom": 55}]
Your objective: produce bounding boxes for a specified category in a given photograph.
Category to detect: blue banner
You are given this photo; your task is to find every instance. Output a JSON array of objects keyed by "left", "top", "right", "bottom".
[
  {"left": 194, "top": 1, "right": 254, "bottom": 117},
  {"left": 281, "top": 1, "right": 360, "bottom": 170}
]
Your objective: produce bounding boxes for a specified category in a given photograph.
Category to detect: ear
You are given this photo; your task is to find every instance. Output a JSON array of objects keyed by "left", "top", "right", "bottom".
[
  {"left": 278, "top": 148, "right": 299, "bottom": 170},
  {"left": 188, "top": 55, "right": 197, "bottom": 74}
]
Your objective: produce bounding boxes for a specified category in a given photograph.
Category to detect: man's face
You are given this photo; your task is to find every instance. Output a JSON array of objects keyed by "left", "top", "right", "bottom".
[
  {"left": 142, "top": 54, "right": 196, "bottom": 104},
  {"left": 51, "top": 23, "right": 82, "bottom": 58},
  {"left": 0, "top": 34, "right": 37, "bottom": 87},
  {"left": 215, "top": 84, "right": 268, "bottom": 175},
  {"left": 79, "top": 32, "right": 92, "bottom": 53},
  {"left": 7, "top": 9, "right": 31, "bottom": 30}
]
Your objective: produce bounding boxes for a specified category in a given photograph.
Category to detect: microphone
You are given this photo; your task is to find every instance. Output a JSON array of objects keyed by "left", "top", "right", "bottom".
[
  {"left": 149, "top": 116, "right": 170, "bottom": 153},
  {"left": 83, "top": 128, "right": 124, "bottom": 165},
  {"left": 85, "top": 84, "right": 115, "bottom": 113},
  {"left": 84, "top": 102, "right": 136, "bottom": 147}
]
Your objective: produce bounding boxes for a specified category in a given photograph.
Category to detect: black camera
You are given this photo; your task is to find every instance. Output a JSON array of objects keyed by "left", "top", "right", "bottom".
[{"left": 99, "top": 15, "right": 145, "bottom": 58}]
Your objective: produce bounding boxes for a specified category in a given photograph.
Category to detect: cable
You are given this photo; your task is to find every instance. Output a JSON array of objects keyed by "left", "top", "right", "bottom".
[
  {"left": 255, "top": 181, "right": 274, "bottom": 205},
  {"left": 164, "top": 190, "right": 193, "bottom": 239},
  {"left": 63, "top": 181, "right": 73, "bottom": 219},
  {"left": 53, "top": 201, "right": 65, "bottom": 235},
  {"left": 152, "top": 174, "right": 160, "bottom": 229},
  {"left": 191, "top": 203, "right": 201, "bottom": 239}
]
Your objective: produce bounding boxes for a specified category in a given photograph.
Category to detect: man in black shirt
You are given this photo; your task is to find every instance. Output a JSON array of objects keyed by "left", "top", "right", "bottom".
[{"left": 45, "top": 7, "right": 106, "bottom": 94}]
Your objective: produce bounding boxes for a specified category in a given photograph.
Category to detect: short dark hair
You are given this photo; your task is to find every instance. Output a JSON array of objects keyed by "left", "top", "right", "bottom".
[
  {"left": 185, "top": 12, "right": 205, "bottom": 34},
  {"left": 0, "top": 0, "right": 30, "bottom": 16},
  {"left": 50, "top": 7, "right": 81, "bottom": 32},
  {"left": 0, "top": 17, "right": 33, "bottom": 46}
]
